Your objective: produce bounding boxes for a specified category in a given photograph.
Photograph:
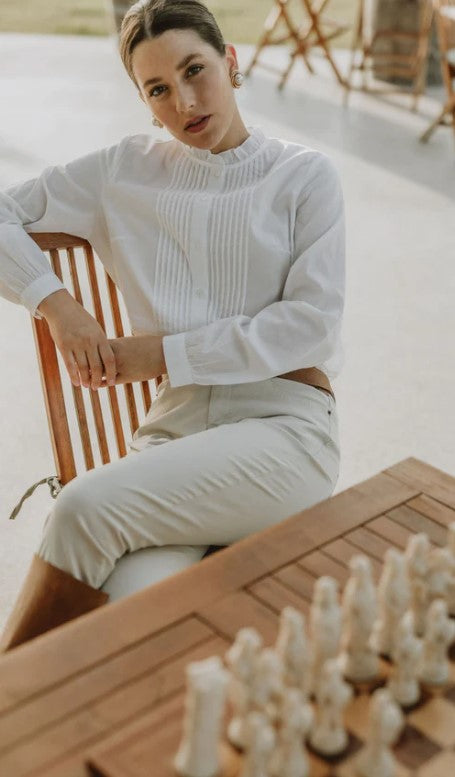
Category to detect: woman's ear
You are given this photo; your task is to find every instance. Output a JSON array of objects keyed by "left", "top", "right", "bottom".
[{"left": 224, "top": 43, "right": 239, "bottom": 72}]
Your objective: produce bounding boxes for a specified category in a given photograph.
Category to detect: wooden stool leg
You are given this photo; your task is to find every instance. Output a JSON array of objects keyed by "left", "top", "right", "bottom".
[
  {"left": 419, "top": 97, "right": 455, "bottom": 141},
  {"left": 343, "top": 0, "right": 364, "bottom": 102},
  {"left": 244, "top": 1, "right": 283, "bottom": 77}
]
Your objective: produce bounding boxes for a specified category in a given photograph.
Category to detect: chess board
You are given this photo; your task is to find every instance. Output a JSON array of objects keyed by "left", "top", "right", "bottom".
[
  {"left": 1, "top": 457, "right": 455, "bottom": 777},
  {"left": 85, "top": 630, "right": 455, "bottom": 777}
]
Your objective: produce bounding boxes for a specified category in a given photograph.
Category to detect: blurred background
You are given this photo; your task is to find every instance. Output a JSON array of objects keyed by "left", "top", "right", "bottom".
[
  {"left": 0, "top": 0, "right": 454, "bottom": 628},
  {"left": 0, "top": 0, "right": 353, "bottom": 44}
]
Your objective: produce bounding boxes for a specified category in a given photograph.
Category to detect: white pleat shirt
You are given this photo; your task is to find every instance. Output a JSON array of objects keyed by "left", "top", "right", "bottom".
[{"left": 0, "top": 126, "right": 346, "bottom": 386}]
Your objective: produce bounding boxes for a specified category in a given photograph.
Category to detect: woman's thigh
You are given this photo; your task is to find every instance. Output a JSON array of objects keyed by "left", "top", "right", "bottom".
[{"left": 38, "top": 407, "right": 339, "bottom": 589}]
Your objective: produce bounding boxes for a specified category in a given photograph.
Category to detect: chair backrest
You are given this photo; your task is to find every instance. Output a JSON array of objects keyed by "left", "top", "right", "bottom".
[{"left": 28, "top": 232, "right": 163, "bottom": 487}]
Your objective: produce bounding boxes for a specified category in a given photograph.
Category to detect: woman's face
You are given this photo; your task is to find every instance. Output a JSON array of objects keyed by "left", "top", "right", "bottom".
[{"left": 132, "top": 28, "right": 244, "bottom": 153}]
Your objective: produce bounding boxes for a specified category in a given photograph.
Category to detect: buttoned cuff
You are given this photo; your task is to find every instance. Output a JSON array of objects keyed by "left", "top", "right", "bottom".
[
  {"left": 162, "top": 332, "right": 194, "bottom": 387},
  {"left": 20, "top": 272, "right": 67, "bottom": 320}
]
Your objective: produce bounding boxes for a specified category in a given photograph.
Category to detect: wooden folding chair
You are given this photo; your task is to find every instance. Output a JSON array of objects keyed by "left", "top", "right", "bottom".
[
  {"left": 244, "top": 0, "right": 350, "bottom": 88},
  {"left": 344, "top": 0, "right": 434, "bottom": 110},
  {"left": 8, "top": 231, "right": 221, "bottom": 556},
  {"left": 420, "top": 0, "right": 455, "bottom": 141}
]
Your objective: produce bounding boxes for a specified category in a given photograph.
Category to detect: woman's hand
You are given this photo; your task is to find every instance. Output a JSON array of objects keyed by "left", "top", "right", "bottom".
[
  {"left": 38, "top": 289, "right": 117, "bottom": 390},
  {"left": 103, "top": 335, "right": 166, "bottom": 385}
]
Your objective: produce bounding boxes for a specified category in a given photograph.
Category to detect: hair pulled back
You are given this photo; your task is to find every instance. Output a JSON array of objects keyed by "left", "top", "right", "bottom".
[{"left": 119, "top": 0, "right": 226, "bottom": 87}]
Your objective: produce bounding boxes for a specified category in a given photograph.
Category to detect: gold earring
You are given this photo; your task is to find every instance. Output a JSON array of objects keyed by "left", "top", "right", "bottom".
[
  {"left": 152, "top": 116, "right": 163, "bottom": 128},
  {"left": 230, "top": 69, "right": 244, "bottom": 89}
]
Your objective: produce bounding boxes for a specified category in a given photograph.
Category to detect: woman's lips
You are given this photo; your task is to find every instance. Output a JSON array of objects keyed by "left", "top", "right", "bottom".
[{"left": 185, "top": 115, "right": 211, "bottom": 133}]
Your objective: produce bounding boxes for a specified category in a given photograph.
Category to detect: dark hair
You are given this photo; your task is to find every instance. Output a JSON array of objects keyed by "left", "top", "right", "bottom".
[{"left": 119, "top": 0, "right": 226, "bottom": 87}]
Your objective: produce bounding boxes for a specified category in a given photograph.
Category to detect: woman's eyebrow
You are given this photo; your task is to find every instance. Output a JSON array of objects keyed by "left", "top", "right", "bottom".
[{"left": 144, "top": 53, "right": 203, "bottom": 87}]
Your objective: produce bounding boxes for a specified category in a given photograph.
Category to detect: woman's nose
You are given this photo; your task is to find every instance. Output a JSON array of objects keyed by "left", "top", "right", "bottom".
[{"left": 174, "top": 85, "right": 195, "bottom": 114}]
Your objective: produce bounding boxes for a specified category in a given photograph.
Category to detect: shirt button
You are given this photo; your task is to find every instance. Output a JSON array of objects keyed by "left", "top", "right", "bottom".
[
  {"left": 212, "top": 167, "right": 222, "bottom": 177},
  {"left": 195, "top": 288, "right": 205, "bottom": 298}
]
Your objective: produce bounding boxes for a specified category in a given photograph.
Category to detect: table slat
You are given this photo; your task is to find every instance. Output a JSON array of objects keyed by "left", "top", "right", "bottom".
[{"left": 385, "top": 457, "right": 455, "bottom": 509}]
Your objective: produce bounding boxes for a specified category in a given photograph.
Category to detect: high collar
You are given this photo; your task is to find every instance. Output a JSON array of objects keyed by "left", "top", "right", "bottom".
[{"left": 179, "top": 126, "right": 266, "bottom": 166}]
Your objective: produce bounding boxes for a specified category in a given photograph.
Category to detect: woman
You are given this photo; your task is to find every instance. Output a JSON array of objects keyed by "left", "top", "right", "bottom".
[{"left": 0, "top": 0, "right": 345, "bottom": 651}]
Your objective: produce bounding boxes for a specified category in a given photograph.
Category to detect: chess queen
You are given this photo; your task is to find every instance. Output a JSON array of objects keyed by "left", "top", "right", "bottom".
[{"left": 0, "top": 0, "right": 345, "bottom": 651}]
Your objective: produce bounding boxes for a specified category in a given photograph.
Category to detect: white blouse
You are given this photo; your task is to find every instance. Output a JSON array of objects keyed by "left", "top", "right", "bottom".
[{"left": 0, "top": 126, "right": 345, "bottom": 387}]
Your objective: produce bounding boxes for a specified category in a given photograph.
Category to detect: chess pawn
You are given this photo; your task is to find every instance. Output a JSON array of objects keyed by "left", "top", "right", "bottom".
[
  {"left": 419, "top": 598, "right": 455, "bottom": 685},
  {"left": 250, "top": 647, "right": 285, "bottom": 724},
  {"left": 225, "top": 627, "right": 263, "bottom": 750},
  {"left": 174, "top": 656, "right": 229, "bottom": 777},
  {"left": 240, "top": 710, "right": 276, "bottom": 777},
  {"left": 269, "top": 688, "right": 313, "bottom": 777},
  {"left": 404, "top": 532, "right": 430, "bottom": 636},
  {"left": 370, "top": 548, "right": 410, "bottom": 657},
  {"left": 309, "top": 576, "right": 341, "bottom": 693},
  {"left": 275, "top": 606, "right": 312, "bottom": 700},
  {"left": 356, "top": 688, "right": 404, "bottom": 777},
  {"left": 427, "top": 546, "right": 453, "bottom": 602},
  {"left": 339, "top": 555, "right": 379, "bottom": 682},
  {"left": 309, "top": 657, "right": 353, "bottom": 757},
  {"left": 445, "top": 521, "right": 455, "bottom": 616},
  {"left": 387, "top": 610, "right": 422, "bottom": 707}
]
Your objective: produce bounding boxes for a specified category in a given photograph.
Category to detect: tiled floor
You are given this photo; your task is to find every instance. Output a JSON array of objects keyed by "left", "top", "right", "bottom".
[{"left": 0, "top": 34, "right": 454, "bottom": 629}]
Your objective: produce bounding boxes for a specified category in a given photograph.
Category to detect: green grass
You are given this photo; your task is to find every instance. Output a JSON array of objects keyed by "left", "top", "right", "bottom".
[{"left": 0, "top": 0, "right": 355, "bottom": 47}]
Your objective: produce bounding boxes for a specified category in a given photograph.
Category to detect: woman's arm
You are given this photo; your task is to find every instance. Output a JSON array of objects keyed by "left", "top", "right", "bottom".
[
  {"left": 98, "top": 335, "right": 166, "bottom": 387},
  {"left": 0, "top": 139, "right": 126, "bottom": 319}
]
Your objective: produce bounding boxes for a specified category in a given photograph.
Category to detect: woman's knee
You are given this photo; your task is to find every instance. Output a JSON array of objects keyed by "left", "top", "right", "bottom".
[{"left": 43, "top": 471, "right": 106, "bottom": 545}]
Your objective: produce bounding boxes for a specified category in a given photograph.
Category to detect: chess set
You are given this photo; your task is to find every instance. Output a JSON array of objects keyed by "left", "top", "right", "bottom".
[{"left": 171, "top": 523, "right": 455, "bottom": 777}]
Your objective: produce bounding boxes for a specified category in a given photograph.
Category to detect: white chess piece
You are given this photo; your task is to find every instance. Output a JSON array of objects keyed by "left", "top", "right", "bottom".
[
  {"left": 240, "top": 710, "right": 276, "bottom": 777},
  {"left": 387, "top": 610, "right": 422, "bottom": 706},
  {"left": 309, "top": 657, "right": 353, "bottom": 757},
  {"left": 269, "top": 688, "right": 313, "bottom": 777},
  {"left": 174, "top": 656, "right": 230, "bottom": 777},
  {"left": 356, "top": 688, "right": 404, "bottom": 777},
  {"left": 275, "top": 606, "right": 312, "bottom": 700},
  {"left": 371, "top": 548, "right": 410, "bottom": 657},
  {"left": 339, "top": 555, "right": 379, "bottom": 682},
  {"left": 250, "top": 647, "right": 285, "bottom": 724},
  {"left": 309, "top": 576, "right": 341, "bottom": 693},
  {"left": 419, "top": 598, "right": 455, "bottom": 685},
  {"left": 404, "top": 533, "right": 430, "bottom": 636},
  {"left": 225, "top": 627, "right": 263, "bottom": 749},
  {"left": 427, "top": 546, "right": 453, "bottom": 603},
  {"left": 447, "top": 522, "right": 455, "bottom": 616}
]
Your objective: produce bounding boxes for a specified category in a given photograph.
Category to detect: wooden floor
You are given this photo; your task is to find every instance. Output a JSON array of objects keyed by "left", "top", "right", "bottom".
[{"left": 0, "top": 456, "right": 454, "bottom": 777}]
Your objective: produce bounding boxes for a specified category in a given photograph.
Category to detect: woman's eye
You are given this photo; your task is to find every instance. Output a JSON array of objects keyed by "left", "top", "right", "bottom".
[
  {"left": 187, "top": 64, "right": 203, "bottom": 77},
  {"left": 149, "top": 65, "right": 203, "bottom": 98}
]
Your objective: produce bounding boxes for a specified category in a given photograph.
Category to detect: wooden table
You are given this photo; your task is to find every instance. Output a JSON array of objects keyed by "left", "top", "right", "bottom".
[{"left": 1, "top": 456, "right": 455, "bottom": 777}]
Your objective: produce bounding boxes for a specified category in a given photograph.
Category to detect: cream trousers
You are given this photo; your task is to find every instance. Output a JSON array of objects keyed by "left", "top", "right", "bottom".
[{"left": 37, "top": 376, "right": 340, "bottom": 600}]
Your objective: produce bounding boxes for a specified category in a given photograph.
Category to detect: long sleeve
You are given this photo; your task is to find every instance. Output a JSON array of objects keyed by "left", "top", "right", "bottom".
[
  {"left": 0, "top": 141, "right": 125, "bottom": 319},
  {"left": 162, "top": 153, "right": 345, "bottom": 387}
]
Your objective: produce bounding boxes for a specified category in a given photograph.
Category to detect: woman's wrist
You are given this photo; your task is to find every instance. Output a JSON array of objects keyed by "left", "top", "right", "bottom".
[
  {"left": 37, "top": 289, "right": 75, "bottom": 321},
  {"left": 105, "top": 334, "right": 166, "bottom": 385}
]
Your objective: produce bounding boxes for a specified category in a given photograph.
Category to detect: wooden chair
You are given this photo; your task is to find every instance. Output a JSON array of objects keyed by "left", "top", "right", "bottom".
[
  {"left": 244, "top": 0, "right": 350, "bottom": 88},
  {"left": 420, "top": 0, "right": 455, "bottom": 140},
  {"left": 344, "top": 0, "right": 434, "bottom": 110},
  {"left": 8, "top": 232, "right": 221, "bottom": 556}
]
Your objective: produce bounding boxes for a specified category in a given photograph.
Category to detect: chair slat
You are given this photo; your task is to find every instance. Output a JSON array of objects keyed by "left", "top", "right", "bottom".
[
  {"left": 104, "top": 274, "right": 140, "bottom": 435},
  {"left": 140, "top": 380, "right": 152, "bottom": 415},
  {"left": 30, "top": 318, "right": 77, "bottom": 484}
]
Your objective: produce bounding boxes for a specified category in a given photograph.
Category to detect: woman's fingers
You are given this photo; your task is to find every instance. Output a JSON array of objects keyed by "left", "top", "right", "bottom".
[
  {"left": 65, "top": 351, "right": 81, "bottom": 387},
  {"left": 73, "top": 349, "right": 92, "bottom": 388},
  {"left": 72, "top": 344, "right": 117, "bottom": 389},
  {"left": 97, "top": 342, "right": 117, "bottom": 386}
]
